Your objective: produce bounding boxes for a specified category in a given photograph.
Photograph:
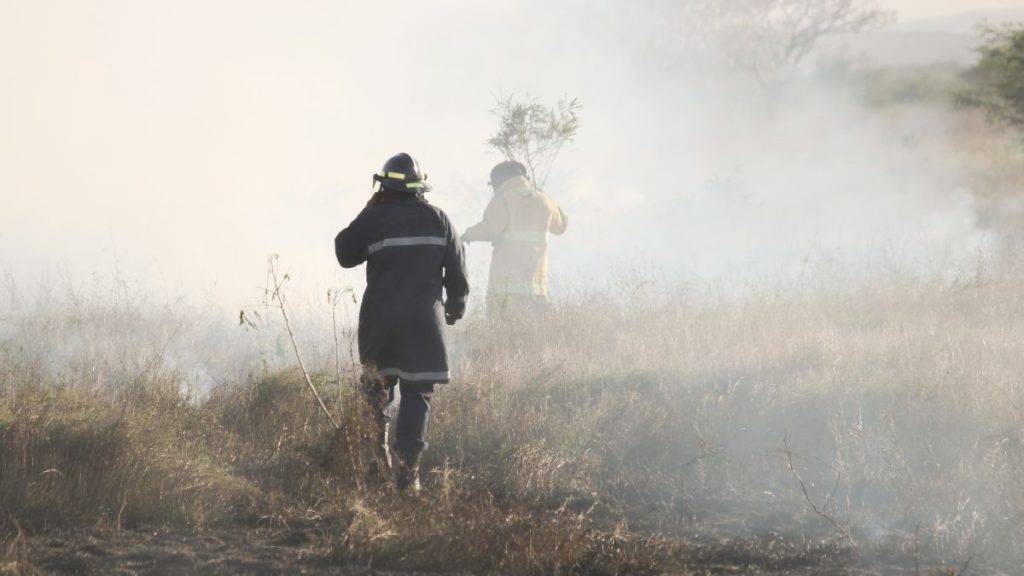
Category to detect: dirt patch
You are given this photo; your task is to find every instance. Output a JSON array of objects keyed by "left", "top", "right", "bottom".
[
  {"left": 15, "top": 524, "right": 937, "bottom": 575},
  {"left": 23, "top": 526, "right": 387, "bottom": 576}
]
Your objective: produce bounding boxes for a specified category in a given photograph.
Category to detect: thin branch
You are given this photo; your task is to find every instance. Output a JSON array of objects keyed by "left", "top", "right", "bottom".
[
  {"left": 268, "top": 255, "right": 340, "bottom": 430},
  {"left": 782, "top": 432, "right": 856, "bottom": 547},
  {"left": 329, "top": 289, "right": 343, "bottom": 413}
]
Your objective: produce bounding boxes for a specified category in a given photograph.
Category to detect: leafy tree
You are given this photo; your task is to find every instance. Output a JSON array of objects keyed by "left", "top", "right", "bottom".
[
  {"left": 487, "top": 93, "right": 580, "bottom": 190},
  {"left": 958, "top": 25, "right": 1024, "bottom": 128}
]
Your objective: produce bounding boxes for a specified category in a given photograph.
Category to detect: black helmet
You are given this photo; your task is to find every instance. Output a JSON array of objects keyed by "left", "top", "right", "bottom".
[
  {"left": 489, "top": 160, "right": 529, "bottom": 189},
  {"left": 373, "top": 153, "right": 432, "bottom": 193}
]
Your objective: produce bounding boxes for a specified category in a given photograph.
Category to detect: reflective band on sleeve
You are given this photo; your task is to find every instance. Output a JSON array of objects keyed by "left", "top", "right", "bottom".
[
  {"left": 367, "top": 236, "right": 447, "bottom": 255},
  {"left": 501, "top": 230, "right": 547, "bottom": 243},
  {"left": 379, "top": 368, "right": 450, "bottom": 381}
]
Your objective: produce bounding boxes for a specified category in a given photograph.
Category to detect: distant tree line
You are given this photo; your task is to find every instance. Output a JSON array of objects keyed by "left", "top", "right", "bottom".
[
  {"left": 708, "top": 0, "right": 893, "bottom": 87},
  {"left": 671, "top": 0, "right": 893, "bottom": 88}
]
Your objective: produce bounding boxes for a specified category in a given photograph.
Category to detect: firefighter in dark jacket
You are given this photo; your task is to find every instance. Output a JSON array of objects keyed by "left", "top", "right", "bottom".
[{"left": 334, "top": 153, "right": 469, "bottom": 491}]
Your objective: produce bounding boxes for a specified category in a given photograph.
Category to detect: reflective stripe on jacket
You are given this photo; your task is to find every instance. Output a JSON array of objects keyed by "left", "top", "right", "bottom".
[{"left": 335, "top": 193, "right": 469, "bottom": 384}]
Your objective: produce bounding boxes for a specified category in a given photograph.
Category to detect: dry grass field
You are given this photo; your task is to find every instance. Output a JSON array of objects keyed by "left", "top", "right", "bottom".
[
  {"left": 3, "top": 259, "right": 1024, "bottom": 574},
  {"left": 2, "top": 103, "right": 1024, "bottom": 574}
]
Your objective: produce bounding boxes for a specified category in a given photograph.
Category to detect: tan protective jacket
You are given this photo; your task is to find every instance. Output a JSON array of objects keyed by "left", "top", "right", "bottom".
[{"left": 462, "top": 176, "right": 567, "bottom": 298}]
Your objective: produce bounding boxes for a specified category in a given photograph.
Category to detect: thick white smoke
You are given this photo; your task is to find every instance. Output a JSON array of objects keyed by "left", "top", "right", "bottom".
[{"left": 0, "top": 0, "right": 999, "bottom": 310}]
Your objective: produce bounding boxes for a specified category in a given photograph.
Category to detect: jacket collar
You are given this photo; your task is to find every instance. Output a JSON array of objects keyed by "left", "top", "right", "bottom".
[
  {"left": 496, "top": 175, "right": 535, "bottom": 197},
  {"left": 373, "top": 191, "right": 428, "bottom": 204}
]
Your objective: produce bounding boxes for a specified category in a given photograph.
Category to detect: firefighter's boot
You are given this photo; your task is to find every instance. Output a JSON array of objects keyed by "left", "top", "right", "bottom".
[
  {"left": 361, "top": 375, "right": 393, "bottom": 486},
  {"left": 367, "top": 416, "right": 392, "bottom": 485},
  {"left": 394, "top": 448, "right": 422, "bottom": 493}
]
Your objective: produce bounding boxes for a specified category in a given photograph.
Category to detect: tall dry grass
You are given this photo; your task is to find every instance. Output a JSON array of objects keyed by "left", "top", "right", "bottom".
[
  {"left": 4, "top": 100, "right": 1024, "bottom": 567},
  {"left": 2, "top": 262, "right": 1024, "bottom": 573}
]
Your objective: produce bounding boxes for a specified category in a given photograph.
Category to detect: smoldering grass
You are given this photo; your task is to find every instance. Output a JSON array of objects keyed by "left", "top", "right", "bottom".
[{"left": 2, "top": 264, "right": 1024, "bottom": 573}]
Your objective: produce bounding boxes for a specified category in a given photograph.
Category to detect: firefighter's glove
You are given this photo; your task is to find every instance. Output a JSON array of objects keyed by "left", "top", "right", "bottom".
[{"left": 444, "top": 298, "right": 465, "bottom": 326}]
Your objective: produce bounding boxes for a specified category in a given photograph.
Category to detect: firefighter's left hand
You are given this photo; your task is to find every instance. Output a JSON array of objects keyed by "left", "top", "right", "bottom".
[{"left": 445, "top": 312, "right": 460, "bottom": 326}]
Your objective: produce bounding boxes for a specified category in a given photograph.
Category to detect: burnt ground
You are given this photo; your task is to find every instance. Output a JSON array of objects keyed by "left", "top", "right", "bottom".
[
  {"left": 22, "top": 525, "right": 384, "bottom": 576},
  {"left": 25, "top": 527, "right": 327, "bottom": 575},
  {"left": 14, "top": 524, "right": 947, "bottom": 576}
]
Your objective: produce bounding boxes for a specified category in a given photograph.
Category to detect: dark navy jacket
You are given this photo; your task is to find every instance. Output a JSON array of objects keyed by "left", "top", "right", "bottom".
[{"left": 334, "top": 193, "right": 469, "bottom": 384}]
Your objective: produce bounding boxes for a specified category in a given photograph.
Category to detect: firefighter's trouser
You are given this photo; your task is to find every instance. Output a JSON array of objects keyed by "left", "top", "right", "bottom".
[{"left": 361, "top": 374, "right": 435, "bottom": 458}]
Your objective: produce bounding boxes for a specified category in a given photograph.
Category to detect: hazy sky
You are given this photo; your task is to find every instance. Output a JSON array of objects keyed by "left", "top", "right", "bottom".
[
  {"left": 886, "top": 0, "right": 1024, "bottom": 20},
  {"left": 0, "top": 1, "right": 1007, "bottom": 312}
]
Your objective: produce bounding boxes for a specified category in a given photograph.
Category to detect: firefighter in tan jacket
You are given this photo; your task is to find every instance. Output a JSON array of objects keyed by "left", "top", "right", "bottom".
[{"left": 462, "top": 161, "right": 567, "bottom": 313}]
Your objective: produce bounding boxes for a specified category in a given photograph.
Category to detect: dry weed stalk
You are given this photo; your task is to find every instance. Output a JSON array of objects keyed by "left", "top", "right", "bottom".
[
  {"left": 782, "top": 432, "right": 855, "bottom": 548},
  {"left": 327, "top": 286, "right": 359, "bottom": 414},
  {"left": 263, "top": 254, "right": 339, "bottom": 430}
]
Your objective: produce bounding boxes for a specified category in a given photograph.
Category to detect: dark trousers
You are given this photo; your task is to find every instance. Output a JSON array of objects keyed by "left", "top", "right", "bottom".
[{"left": 362, "top": 374, "right": 435, "bottom": 456}]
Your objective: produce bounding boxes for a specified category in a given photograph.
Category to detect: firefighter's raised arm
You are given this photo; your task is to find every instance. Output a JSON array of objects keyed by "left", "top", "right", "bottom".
[
  {"left": 462, "top": 192, "right": 508, "bottom": 243},
  {"left": 334, "top": 211, "right": 371, "bottom": 268}
]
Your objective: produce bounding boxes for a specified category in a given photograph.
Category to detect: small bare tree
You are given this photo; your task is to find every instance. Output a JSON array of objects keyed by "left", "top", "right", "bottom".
[
  {"left": 696, "top": 0, "right": 894, "bottom": 87},
  {"left": 487, "top": 93, "right": 580, "bottom": 190}
]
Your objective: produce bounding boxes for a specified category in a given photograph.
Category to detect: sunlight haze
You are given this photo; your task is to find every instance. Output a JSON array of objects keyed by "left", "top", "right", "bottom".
[{"left": 0, "top": 0, "right": 1016, "bottom": 310}]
